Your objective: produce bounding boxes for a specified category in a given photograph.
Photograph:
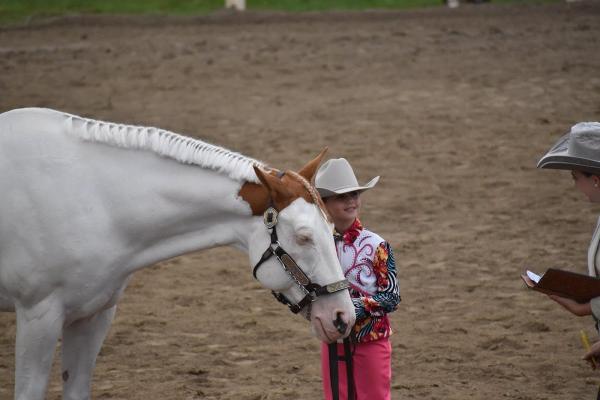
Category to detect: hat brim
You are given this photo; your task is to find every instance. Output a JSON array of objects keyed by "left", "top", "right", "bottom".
[
  {"left": 538, "top": 134, "right": 600, "bottom": 175},
  {"left": 317, "top": 176, "right": 380, "bottom": 198},
  {"left": 538, "top": 156, "right": 600, "bottom": 175}
]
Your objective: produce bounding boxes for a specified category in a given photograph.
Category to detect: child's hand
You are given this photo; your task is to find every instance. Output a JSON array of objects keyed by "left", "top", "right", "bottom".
[
  {"left": 548, "top": 295, "right": 592, "bottom": 317},
  {"left": 583, "top": 341, "right": 600, "bottom": 370}
]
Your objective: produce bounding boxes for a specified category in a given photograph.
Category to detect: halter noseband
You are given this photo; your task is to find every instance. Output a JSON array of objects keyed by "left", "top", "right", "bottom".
[{"left": 252, "top": 172, "right": 350, "bottom": 315}]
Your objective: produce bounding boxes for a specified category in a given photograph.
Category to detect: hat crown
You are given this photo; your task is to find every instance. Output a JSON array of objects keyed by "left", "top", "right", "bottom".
[
  {"left": 568, "top": 123, "right": 600, "bottom": 160},
  {"left": 315, "top": 158, "right": 359, "bottom": 192},
  {"left": 315, "top": 158, "right": 380, "bottom": 198}
]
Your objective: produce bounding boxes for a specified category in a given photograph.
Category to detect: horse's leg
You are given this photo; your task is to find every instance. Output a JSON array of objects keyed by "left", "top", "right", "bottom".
[
  {"left": 61, "top": 305, "right": 117, "bottom": 400},
  {"left": 14, "top": 299, "right": 64, "bottom": 400}
]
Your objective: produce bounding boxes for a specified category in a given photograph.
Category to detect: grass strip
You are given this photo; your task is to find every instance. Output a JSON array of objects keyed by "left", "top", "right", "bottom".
[{"left": 0, "top": 0, "right": 560, "bottom": 25}]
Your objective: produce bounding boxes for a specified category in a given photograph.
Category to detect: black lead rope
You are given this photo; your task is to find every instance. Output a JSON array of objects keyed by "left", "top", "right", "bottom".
[
  {"left": 328, "top": 337, "right": 356, "bottom": 400},
  {"left": 328, "top": 343, "right": 339, "bottom": 400},
  {"left": 344, "top": 338, "right": 356, "bottom": 400}
]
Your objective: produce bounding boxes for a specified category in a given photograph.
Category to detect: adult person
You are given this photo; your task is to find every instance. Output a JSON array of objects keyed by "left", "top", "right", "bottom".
[
  {"left": 537, "top": 122, "right": 600, "bottom": 367},
  {"left": 315, "top": 158, "right": 401, "bottom": 400}
]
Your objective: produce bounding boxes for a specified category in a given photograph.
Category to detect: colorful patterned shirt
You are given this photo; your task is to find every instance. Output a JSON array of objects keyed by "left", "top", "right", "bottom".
[{"left": 334, "top": 219, "right": 400, "bottom": 343}]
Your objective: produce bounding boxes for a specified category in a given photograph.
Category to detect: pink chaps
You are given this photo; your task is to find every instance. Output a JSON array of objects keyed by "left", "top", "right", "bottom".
[{"left": 320, "top": 338, "right": 392, "bottom": 400}]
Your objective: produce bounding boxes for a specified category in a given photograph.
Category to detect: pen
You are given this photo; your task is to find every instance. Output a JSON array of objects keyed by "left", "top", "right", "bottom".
[{"left": 580, "top": 329, "right": 597, "bottom": 369}]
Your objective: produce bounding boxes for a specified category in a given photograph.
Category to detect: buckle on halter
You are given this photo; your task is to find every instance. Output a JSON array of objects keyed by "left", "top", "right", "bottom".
[{"left": 263, "top": 207, "right": 278, "bottom": 229}]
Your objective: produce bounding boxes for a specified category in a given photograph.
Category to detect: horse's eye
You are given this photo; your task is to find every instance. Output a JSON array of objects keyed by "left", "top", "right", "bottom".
[{"left": 296, "top": 234, "right": 313, "bottom": 246}]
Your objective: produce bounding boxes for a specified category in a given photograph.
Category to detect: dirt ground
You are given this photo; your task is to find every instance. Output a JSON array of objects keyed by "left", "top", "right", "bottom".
[{"left": 1, "top": 2, "right": 600, "bottom": 399}]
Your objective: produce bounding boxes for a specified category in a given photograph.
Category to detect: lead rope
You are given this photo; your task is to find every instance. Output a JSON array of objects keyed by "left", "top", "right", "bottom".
[
  {"left": 329, "top": 232, "right": 356, "bottom": 400},
  {"left": 328, "top": 337, "right": 356, "bottom": 400},
  {"left": 344, "top": 338, "right": 356, "bottom": 400},
  {"left": 328, "top": 343, "right": 339, "bottom": 400}
]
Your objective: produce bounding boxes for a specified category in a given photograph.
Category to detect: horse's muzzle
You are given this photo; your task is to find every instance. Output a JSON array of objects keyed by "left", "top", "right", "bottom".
[{"left": 333, "top": 312, "right": 348, "bottom": 335}]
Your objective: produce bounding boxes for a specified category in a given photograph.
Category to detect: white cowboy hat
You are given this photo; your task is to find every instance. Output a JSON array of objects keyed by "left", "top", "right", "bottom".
[
  {"left": 538, "top": 122, "right": 600, "bottom": 174},
  {"left": 315, "top": 158, "right": 379, "bottom": 198}
]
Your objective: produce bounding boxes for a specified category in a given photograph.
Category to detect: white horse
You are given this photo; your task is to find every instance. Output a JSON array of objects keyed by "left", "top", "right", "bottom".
[{"left": 0, "top": 108, "right": 355, "bottom": 400}]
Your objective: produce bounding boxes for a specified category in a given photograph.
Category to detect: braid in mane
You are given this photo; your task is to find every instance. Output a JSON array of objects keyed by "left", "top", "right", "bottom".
[{"left": 285, "top": 170, "right": 331, "bottom": 223}]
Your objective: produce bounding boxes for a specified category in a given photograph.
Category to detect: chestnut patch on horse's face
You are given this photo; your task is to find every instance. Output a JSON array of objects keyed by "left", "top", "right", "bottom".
[
  {"left": 238, "top": 182, "right": 271, "bottom": 215},
  {"left": 238, "top": 172, "right": 313, "bottom": 216}
]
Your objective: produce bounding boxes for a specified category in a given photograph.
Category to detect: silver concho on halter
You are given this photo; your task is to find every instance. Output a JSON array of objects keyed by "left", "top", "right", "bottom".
[{"left": 263, "top": 207, "right": 279, "bottom": 228}]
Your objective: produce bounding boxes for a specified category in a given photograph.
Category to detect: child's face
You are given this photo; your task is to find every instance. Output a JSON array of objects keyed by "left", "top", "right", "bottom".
[
  {"left": 571, "top": 170, "right": 600, "bottom": 203},
  {"left": 324, "top": 191, "right": 361, "bottom": 231}
]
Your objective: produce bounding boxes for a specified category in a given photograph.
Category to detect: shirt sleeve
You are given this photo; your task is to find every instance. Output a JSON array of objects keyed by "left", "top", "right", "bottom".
[
  {"left": 591, "top": 296, "right": 600, "bottom": 321},
  {"left": 353, "top": 241, "right": 401, "bottom": 320}
]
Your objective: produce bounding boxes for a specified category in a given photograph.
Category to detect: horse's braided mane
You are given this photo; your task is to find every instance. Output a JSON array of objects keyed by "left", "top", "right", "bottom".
[{"left": 65, "top": 113, "right": 265, "bottom": 183}]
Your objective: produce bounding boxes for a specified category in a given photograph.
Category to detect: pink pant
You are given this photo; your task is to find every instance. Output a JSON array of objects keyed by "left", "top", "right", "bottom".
[{"left": 320, "top": 338, "right": 392, "bottom": 400}]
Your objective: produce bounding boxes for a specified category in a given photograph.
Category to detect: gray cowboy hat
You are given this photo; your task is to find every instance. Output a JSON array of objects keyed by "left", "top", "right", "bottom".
[
  {"left": 315, "top": 158, "right": 379, "bottom": 198},
  {"left": 538, "top": 122, "right": 600, "bottom": 175}
]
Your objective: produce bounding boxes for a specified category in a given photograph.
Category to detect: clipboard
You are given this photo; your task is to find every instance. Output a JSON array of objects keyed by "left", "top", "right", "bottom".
[{"left": 521, "top": 268, "right": 600, "bottom": 304}]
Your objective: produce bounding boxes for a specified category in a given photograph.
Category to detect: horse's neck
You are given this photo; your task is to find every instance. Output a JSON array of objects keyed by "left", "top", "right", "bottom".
[{"left": 101, "top": 155, "right": 255, "bottom": 272}]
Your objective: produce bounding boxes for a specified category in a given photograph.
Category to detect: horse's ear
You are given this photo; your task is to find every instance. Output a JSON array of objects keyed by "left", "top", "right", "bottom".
[
  {"left": 254, "top": 165, "right": 274, "bottom": 190},
  {"left": 298, "top": 147, "right": 328, "bottom": 182},
  {"left": 253, "top": 166, "right": 289, "bottom": 198}
]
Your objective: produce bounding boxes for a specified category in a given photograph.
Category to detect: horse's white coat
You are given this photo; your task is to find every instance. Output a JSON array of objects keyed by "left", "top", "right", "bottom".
[{"left": 0, "top": 108, "right": 354, "bottom": 400}]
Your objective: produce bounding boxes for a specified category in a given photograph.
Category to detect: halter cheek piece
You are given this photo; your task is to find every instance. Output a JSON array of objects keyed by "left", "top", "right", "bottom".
[{"left": 252, "top": 173, "right": 350, "bottom": 315}]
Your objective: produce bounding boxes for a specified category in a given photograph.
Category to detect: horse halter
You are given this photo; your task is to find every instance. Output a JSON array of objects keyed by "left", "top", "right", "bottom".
[{"left": 252, "top": 172, "right": 351, "bottom": 315}]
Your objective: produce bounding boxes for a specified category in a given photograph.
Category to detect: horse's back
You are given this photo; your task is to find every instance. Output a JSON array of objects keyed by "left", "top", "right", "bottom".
[
  {"left": 0, "top": 107, "right": 71, "bottom": 134},
  {"left": 0, "top": 108, "right": 88, "bottom": 205},
  {"left": 0, "top": 108, "right": 76, "bottom": 162}
]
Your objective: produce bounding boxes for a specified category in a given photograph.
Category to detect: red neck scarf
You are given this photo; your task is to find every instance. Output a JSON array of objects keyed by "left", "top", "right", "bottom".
[{"left": 340, "top": 218, "right": 363, "bottom": 245}]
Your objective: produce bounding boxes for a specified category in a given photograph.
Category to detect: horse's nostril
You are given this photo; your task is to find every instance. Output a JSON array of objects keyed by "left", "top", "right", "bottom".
[{"left": 333, "top": 312, "right": 347, "bottom": 334}]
